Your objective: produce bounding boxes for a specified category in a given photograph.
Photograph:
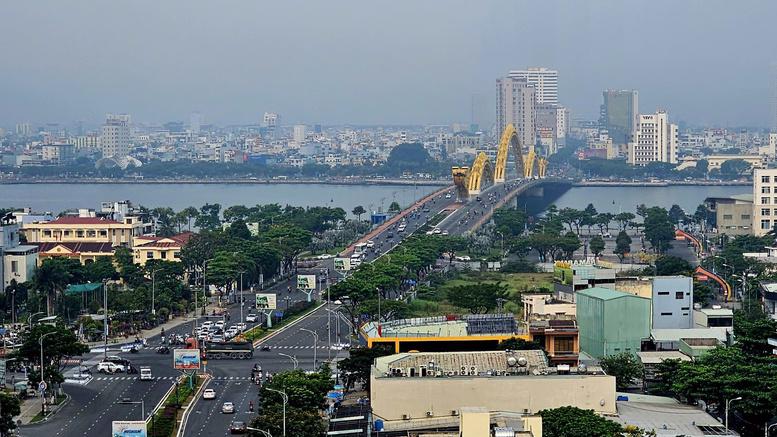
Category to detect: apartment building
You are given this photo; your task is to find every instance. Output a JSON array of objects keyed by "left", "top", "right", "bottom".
[
  {"left": 753, "top": 168, "right": 777, "bottom": 236},
  {"left": 601, "top": 90, "right": 638, "bottom": 145},
  {"left": 132, "top": 232, "right": 193, "bottom": 266},
  {"left": 628, "top": 111, "right": 678, "bottom": 166},
  {"left": 496, "top": 76, "right": 535, "bottom": 149},
  {"left": 508, "top": 67, "right": 559, "bottom": 104},
  {"left": 101, "top": 114, "right": 131, "bottom": 158}
]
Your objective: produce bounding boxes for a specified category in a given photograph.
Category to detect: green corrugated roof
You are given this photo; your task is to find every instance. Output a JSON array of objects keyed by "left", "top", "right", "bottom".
[
  {"left": 65, "top": 283, "right": 103, "bottom": 295},
  {"left": 577, "top": 286, "right": 635, "bottom": 301}
]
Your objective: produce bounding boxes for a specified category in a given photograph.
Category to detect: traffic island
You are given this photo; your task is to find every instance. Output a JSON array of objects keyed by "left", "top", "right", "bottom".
[{"left": 146, "top": 373, "right": 205, "bottom": 437}]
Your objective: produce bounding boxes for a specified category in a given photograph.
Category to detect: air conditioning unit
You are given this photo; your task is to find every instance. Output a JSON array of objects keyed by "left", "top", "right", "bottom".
[
  {"left": 435, "top": 371, "right": 443, "bottom": 377},
  {"left": 451, "top": 410, "right": 459, "bottom": 416},
  {"left": 402, "top": 414, "right": 410, "bottom": 420},
  {"left": 426, "top": 411, "right": 434, "bottom": 417}
]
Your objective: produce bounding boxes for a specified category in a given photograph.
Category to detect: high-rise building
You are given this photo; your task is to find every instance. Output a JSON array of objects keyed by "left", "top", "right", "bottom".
[
  {"left": 601, "top": 90, "right": 639, "bottom": 145},
  {"left": 101, "top": 114, "right": 131, "bottom": 158},
  {"left": 263, "top": 112, "right": 279, "bottom": 138},
  {"left": 771, "top": 63, "right": 777, "bottom": 133},
  {"left": 753, "top": 168, "right": 777, "bottom": 236},
  {"left": 536, "top": 103, "right": 569, "bottom": 153},
  {"left": 628, "top": 111, "right": 678, "bottom": 166},
  {"left": 15, "top": 123, "right": 32, "bottom": 137},
  {"left": 496, "top": 76, "right": 536, "bottom": 149},
  {"left": 507, "top": 67, "right": 559, "bottom": 104},
  {"left": 293, "top": 124, "right": 306, "bottom": 145},
  {"left": 190, "top": 112, "right": 201, "bottom": 134}
]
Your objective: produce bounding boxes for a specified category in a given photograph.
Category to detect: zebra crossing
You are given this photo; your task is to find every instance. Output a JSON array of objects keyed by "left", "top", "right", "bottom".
[
  {"left": 93, "top": 375, "right": 261, "bottom": 382},
  {"left": 268, "top": 345, "right": 328, "bottom": 349}
]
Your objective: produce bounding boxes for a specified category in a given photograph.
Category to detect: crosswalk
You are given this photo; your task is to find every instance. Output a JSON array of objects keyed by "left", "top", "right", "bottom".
[
  {"left": 266, "top": 345, "right": 329, "bottom": 349},
  {"left": 93, "top": 375, "right": 265, "bottom": 382}
]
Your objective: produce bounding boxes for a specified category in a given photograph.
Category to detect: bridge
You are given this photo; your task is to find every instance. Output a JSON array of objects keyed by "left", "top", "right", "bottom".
[{"left": 452, "top": 123, "right": 549, "bottom": 200}]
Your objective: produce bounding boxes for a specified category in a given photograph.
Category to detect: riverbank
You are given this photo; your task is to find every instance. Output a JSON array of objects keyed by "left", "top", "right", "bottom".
[
  {"left": 0, "top": 177, "right": 449, "bottom": 186},
  {"left": 573, "top": 180, "right": 749, "bottom": 187}
]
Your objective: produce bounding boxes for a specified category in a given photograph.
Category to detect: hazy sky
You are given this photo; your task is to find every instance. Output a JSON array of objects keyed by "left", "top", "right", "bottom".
[{"left": 2, "top": 0, "right": 776, "bottom": 127}]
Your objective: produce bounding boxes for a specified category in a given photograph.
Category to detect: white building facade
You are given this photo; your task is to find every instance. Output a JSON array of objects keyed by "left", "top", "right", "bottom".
[
  {"left": 496, "top": 76, "right": 536, "bottom": 149},
  {"left": 628, "top": 111, "right": 678, "bottom": 166},
  {"left": 508, "top": 67, "right": 559, "bottom": 104},
  {"left": 753, "top": 168, "right": 777, "bottom": 236},
  {"left": 101, "top": 114, "right": 131, "bottom": 158}
]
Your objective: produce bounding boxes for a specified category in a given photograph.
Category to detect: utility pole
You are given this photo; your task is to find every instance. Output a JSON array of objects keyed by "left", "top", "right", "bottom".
[
  {"left": 103, "top": 279, "right": 108, "bottom": 360},
  {"left": 238, "top": 270, "right": 246, "bottom": 325}
]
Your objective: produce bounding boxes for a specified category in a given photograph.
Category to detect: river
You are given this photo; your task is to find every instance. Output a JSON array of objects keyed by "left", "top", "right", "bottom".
[{"left": 0, "top": 183, "right": 748, "bottom": 216}]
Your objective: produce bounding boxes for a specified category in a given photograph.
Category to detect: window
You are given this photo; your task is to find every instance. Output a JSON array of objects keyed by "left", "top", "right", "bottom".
[
  {"left": 11, "top": 260, "right": 18, "bottom": 273},
  {"left": 173, "top": 252, "right": 181, "bottom": 259},
  {"left": 762, "top": 197, "right": 770, "bottom": 204},
  {"left": 762, "top": 220, "right": 771, "bottom": 230},
  {"left": 161, "top": 252, "right": 167, "bottom": 259},
  {"left": 763, "top": 186, "right": 772, "bottom": 194},
  {"left": 681, "top": 306, "right": 690, "bottom": 310},
  {"left": 762, "top": 208, "right": 771, "bottom": 216},
  {"left": 763, "top": 175, "right": 771, "bottom": 183},
  {"left": 661, "top": 312, "right": 673, "bottom": 316},
  {"left": 43, "top": 230, "right": 52, "bottom": 237},
  {"left": 741, "top": 214, "right": 750, "bottom": 220},
  {"left": 675, "top": 292, "right": 684, "bottom": 299},
  {"left": 146, "top": 251, "right": 153, "bottom": 259},
  {"left": 554, "top": 337, "right": 575, "bottom": 353},
  {"left": 657, "top": 291, "right": 670, "bottom": 296},
  {"left": 723, "top": 214, "right": 733, "bottom": 220}
]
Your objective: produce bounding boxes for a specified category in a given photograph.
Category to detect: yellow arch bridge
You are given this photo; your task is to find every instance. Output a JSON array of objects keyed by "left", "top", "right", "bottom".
[{"left": 452, "top": 124, "right": 548, "bottom": 198}]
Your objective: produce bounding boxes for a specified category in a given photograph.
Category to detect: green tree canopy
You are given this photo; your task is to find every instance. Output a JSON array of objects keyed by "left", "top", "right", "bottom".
[
  {"left": 599, "top": 352, "right": 644, "bottom": 390},
  {"left": 446, "top": 282, "right": 508, "bottom": 314}
]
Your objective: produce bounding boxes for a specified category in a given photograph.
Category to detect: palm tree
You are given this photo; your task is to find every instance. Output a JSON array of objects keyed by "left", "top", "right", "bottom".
[
  {"left": 352, "top": 205, "right": 366, "bottom": 222},
  {"left": 33, "top": 260, "right": 72, "bottom": 316}
]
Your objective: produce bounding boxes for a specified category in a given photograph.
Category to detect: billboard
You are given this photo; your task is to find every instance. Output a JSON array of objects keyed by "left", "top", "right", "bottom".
[
  {"left": 112, "top": 421, "right": 147, "bottom": 437},
  {"left": 255, "top": 293, "right": 277, "bottom": 310},
  {"left": 334, "top": 257, "right": 351, "bottom": 272},
  {"left": 173, "top": 349, "right": 201, "bottom": 370},
  {"left": 297, "top": 274, "right": 316, "bottom": 290}
]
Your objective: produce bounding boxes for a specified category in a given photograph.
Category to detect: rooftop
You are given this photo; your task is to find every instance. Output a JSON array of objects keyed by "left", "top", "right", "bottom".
[
  {"left": 695, "top": 308, "right": 734, "bottom": 317},
  {"left": 615, "top": 399, "right": 738, "bottom": 436},
  {"left": 636, "top": 351, "right": 692, "bottom": 365},
  {"left": 650, "top": 328, "right": 729, "bottom": 343},
  {"left": 577, "top": 286, "right": 647, "bottom": 301},
  {"left": 45, "top": 216, "right": 121, "bottom": 225},
  {"left": 364, "top": 314, "right": 520, "bottom": 339},
  {"left": 374, "top": 350, "right": 559, "bottom": 378}
]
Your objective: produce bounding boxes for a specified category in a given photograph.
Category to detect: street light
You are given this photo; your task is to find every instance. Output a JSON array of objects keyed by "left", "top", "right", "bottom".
[
  {"left": 265, "top": 388, "right": 288, "bottom": 437},
  {"left": 725, "top": 396, "right": 743, "bottom": 432},
  {"left": 39, "top": 331, "right": 56, "bottom": 415},
  {"left": 278, "top": 353, "right": 298, "bottom": 369},
  {"left": 151, "top": 268, "right": 162, "bottom": 316},
  {"left": 102, "top": 279, "right": 109, "bottom": 360},
  {"left": 767, "top": 422, "right": 777, "bottom": 437},
  {"left": 118, "top": 397, "right": 145, "bottom": 420},
  {"left": 299, "top": 328, "right": 319, "bottom": 370},
  {"left": 29, "top": 312, "right": 45, "bottom": 330},
  {"left": 238, "top": 270, "right": 247, "bottom": 325},
  {"left": 196, "top": 258, "right": 215, "bottom": 334}
]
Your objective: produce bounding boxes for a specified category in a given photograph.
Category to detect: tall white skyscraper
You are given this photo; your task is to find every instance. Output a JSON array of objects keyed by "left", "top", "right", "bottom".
[
  {"left": 101, "top": 114, "right": 131, "bottom": 158},
  {"left": 293, "top": 124, "right": 306, "bottom": 145},
  {"left": 628, "top": 111, "right": 677, "bottom": 166},
  {"left": 190, "top": 112, "right": 201, "bottom": 134},
  {"left": 507, "top": 67, "right": 559, "bottom": 104},
  {"left": 496, "top": 76, "right": 536, "bottom": 149}
]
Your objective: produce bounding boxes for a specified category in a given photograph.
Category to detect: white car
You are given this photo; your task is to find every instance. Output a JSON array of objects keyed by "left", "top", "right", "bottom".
[
  {"left": 455, "top": 255, "right": 472, "bottom": 262},
  {"left": 245, "top": 314, "right": 258, "bottom": 323},
  {"left": 432, "top": 228, "right": 442, "bottom": 234},
  {"left": 316, "top": 254, "right": 334, "bottom": 260},
  {"left": 235, "top": 323, "right": 247, "bottom": 331},
  {"left": 222, "top": 402, "right": 235, "bottom": 414},
  {"left": 97, "top": 362, "right": 124, "bottom": 374},
  {"left": 215, "top": 321, "right": 226, "bottom": 330},
  {"left": 140, "top": 367, "right": 153, "bottom": 381},
  {"left": 203, "top": 389, "right": 216, "bottom": 400},
  {"left": 366, "top": 240, "right": 375, "bottom": 248}
]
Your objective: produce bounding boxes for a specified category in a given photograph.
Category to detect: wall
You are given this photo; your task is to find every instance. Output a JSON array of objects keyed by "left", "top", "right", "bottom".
[
  {"left": 370, "top": 374, "right": 616, "bottom": 421},
  {"left": 602, "top": 295, "right": 651, "bottom": 355},
  {"left": 652, "top": 277, "right": 693, "bottom": 329}
]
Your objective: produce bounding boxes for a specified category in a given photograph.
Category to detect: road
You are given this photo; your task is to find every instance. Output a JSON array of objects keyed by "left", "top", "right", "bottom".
[
  {"left": 438, "top": 180, "right": 524, "bottom": 236},
  {"left": 16, "top": 263, "right": 331, "bottom": 437}
]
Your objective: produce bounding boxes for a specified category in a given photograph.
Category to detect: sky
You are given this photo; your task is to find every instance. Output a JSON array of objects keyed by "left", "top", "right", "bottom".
[{"left": 1, "top": 0, "right": 777, "bottom": 128}]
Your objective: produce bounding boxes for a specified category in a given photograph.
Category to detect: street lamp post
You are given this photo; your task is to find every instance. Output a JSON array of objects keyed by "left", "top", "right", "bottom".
[
  {"left": 39, "top": 331, "right": 56, "bottom": 415},
  {"left": 265, "top": 388, "right": 288, "bottom": 437},
  {"left": 300, "top": 328, "right": 319, "bottom": 370},
  {"left": 196, "top": 258, "right": 215, "bottom": 335},
  {"left": 119, "top": 398, "right": 145, "bottom": 420},
  {"left": 278, "top": 353, "right": 298, "bottom": 369},
  {"left": 102, "top": 279, "right": 109, "bottom": 360},
  {"left": 29, "top": 312, "right": 45, "bottom": 331},
  {"left": 725, "top": 396, "right": 743, "bottom": 432},
  {"left": 238, "top": 270, "right": 246, "bottom": 325},
  {"left": 767, "top": 422, "right": 777, "bottom": 437},
  {"left": 151, "top": 268, "right": 162, "bottom": 317}
]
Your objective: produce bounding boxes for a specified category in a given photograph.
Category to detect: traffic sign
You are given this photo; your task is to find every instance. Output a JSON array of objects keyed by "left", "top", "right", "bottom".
[{"left": 38, "top": 381, "right": 47, "bottom": 392}]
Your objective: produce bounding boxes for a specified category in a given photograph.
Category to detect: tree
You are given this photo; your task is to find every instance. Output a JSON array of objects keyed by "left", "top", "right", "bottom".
[
  {"left": 719, "top": 159, "right": 751, "bottom": 179},
  {"left": 497, "top": 337, "right": 542, "bottom": 351},
  {"left": 446, "top": 282, "right": 508, "bottom": 314},
  {"left": 252, "top": 369, "right": 330, "bottom": 436},
  {"left": 589, "top": 235, "right": 605, "bottom": 258},
  {"left": 595, "top": 213, "right": 614, "bottom": 234},
  {"left": 388, "top": 201, "right": 401, "bottom": 213},
  {"left": 493, "top": 208, "right": 527, "bottom": 236},
  {"left": 599, "top": 352, "right": 644, "bottom": 390},
  {"left": 181, "top": 206, "right": 199, "bottom": 231},
  {"left": 17, "top": 324, "right": 89, "bottom": 387},
  {"left": 651, "top": 358, "right": 681, "bottom": 395},
  {"left": 358, "top": 299, "right": 409, "bottom": 322},
  {"left": 668, "top": 204, "right": 686, "bottom": 225},
  {"left": 558, "top": 207, "right": 584, "bottom": 234},
  {"left": 0, "top": 393, "right": 20, "bottom": 437},
  {"left": 556, "top": 231, "right": 581, "bottom": 259},
  {"left": 352, "top": 205, "right": 366, "bottom": 222},
  {"left": 386, "top": 143, "right": 431, "bottom": 170},
  {"left": 539, "top": 406, "right": 624, "bottom": 437},
  {"left": 614, "top": 212, "right": 636, "bottom": 231},
  {"left": 642, "top": 207, "right": 675, "bottom": 253},
  {"left": 194, "top": 203, "right": 222, "bottom": 231},
  {"left": 337, "top": 345, "right": 394, "bottom": 391},
  {"left": 581, "top": 203, "right": 598, "bottom": 234},
  {"left": 654, "top": 255, "right": 692, "bottom": 276},
  {"left": 33, "top": 258, "right": 74, "bottom": 315}
]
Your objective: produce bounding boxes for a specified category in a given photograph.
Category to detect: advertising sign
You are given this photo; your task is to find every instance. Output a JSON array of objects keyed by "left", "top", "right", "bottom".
[
  {"left": 173, "top": 349, "right": 201, "bottom": 370},
  {"left": 297, "top": 274, "right": 316, "bottom": 290},
  {"left": 255, "top": 293, "right": 277, "bottom": 310},
  {"left": 112, "top": 420, "right": 147, "bottom": 437},
  {"left": 334, "top": 257, "right": 351, "bottom": 272}
]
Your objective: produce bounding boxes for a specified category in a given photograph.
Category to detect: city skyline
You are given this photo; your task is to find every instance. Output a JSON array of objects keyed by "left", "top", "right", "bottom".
[{"left": 2, "top": 1, "right": 777, "bottom": 127}]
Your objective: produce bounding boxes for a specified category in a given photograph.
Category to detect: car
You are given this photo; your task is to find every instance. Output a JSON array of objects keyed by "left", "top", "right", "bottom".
[
  {"left": 97, "top": 362, "right": 124, "bottom": 374},
  {"left": 222, "top": 402, "right": 235, "bottom": 414},
  {"left": 156, "top": 345, "right": 170, "bottom": 354},
  {"left": 455, "top": 255, "right": 472, "bottom": 262},
  {"left": 260, "top": 345, "right": 271, "bottom": 351},
  {"left": 245, "top": 314, "right": 258, "bottom": 323},
  {"left": 316, "top": 253, "right": 334, "bottom": 260},
  {"left": 103, "top": 355, "right": 131, "bottom": 368},
  {"left": 235, "top": 323, "right": 247, "bottom": 331},
  {"left": 229, "top": 421, "right": 247, "bottom": 434},
  {"left": 140, "top": 367, "right": 153, "bottom": 381},
  {"left": 445, "top": 193, "right": 452, "bottom": 199},
  {"left": 441, "top": 230, "right": 449, "bottom": 236},
  {"left": 201, "top": 321, "right": 213, "bottom": 328},
  {"left": 432, "top": 228, "right": 442, "bottom": 234},
  {"left": 215, "top": 321, "right": 226, "bottom": 330},
  {"left": 203, "top": 389, "right": 216, "bottom": 400},
  {"left": 366, "top": 240, "right": 375, "bottom": 248}
]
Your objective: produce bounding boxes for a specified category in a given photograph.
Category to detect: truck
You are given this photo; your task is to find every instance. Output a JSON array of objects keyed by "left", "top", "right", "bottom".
[{"left": 202, "top": 340, "right": 254, "bottom": 360}]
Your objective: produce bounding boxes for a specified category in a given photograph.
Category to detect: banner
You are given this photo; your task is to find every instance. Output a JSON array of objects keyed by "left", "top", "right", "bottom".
[
  {"left": 112, "top": 421, "right": 147, "bottom": 437},
  {"left": 173, "top": 349, "right": 201, "bottom": 370},
  {"left": 255, "top": 293, "right": 277, "bottom": 310},
  {"left": 297, "top": 274, "right": 316, "bottom": 290},
  {"left": 334, "top": 257, "right": 351, "bottom": 272}
]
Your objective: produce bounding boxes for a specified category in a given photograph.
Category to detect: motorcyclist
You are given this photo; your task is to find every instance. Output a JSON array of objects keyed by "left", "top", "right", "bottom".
[{"left": 249, "top": 401, "right": 254, "bottom": 412}]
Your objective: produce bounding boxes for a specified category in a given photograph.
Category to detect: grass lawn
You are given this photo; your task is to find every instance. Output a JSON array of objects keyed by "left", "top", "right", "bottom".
[{"left": 438, "top": 271, "right": 553, "bottom": 298}]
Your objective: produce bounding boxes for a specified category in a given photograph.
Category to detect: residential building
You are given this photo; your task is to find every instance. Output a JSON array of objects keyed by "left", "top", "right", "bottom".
[
  {"left": 759, "top": 281, "right": 777, "bottom": 320},
  {"left": 190, "top": 112, "right": 201, "bottom": 134},
  {"left": 0, "top": 215, "right": 38, "bottom": 295},
  {"left": 600, "top": 90, "right": 638, "bottom": 145},
  {"left": 132, "top": 232, "right": 193, "bottom": 265},
  {"left": 370, "top": 350, "right": 616, "bottom": 424},
  {"left": 508, "top": 67, "right": 559, "bottom": 104},
  {"left": 552, "top": 262, "right": 616, "bottom": 302},
  {"left": 576, "top": 287, "right": 651, "bottom": 357},
  {"left": 535, "top": 103, "right": 568, "bottom": 153},
  {"left": 41, "top": 143, "right": 76, "bottom": 164},
  {"left": 758, "top": 133, "right": 777, "bottom": 159},
  {"left": 703, "top": 194, "right": 753, "bottom": 236},
  {"left": 101, "top": 114, "right": 131, "bottom": 158},
  {"left": 651, "top": 276, "right": 694, "bottom": 329},
  {"left": 752, "top": 168, "right": 777, "bottom": 236},
  {"left": 496, "top": 76, "right": 536, "bottom": 150},
  {"left": 293, "top": 124, "right": 306, "bottom": 146},
  {"left": 693, "top": 307, "right": 734, "bottom": 328},
  {"left": 628, "top": 111, "right": 678, "bottom": 166},
  {"left": 72, "top": 135, "right": 101, "bottom": 150}
]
